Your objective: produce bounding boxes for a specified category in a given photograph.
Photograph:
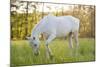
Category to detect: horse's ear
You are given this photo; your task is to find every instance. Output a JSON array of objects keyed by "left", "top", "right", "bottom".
[{"left": 26, "top": 37, "right": 31, "bottom": 40}]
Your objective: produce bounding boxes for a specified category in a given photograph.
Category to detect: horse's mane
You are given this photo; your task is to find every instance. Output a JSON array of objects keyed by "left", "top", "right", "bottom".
[{"left": 31, "top": 14, "right": 54, "bottom": 36}]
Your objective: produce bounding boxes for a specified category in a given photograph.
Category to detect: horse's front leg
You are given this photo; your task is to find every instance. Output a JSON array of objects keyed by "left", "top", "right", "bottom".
[{"left": 45, "top": 34, "right": 56, "bottom": 59}]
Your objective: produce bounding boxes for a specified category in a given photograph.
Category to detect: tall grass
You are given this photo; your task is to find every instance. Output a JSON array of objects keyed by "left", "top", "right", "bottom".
[{"left": 11, "top": 38, "right": 95, "bottom": 66}]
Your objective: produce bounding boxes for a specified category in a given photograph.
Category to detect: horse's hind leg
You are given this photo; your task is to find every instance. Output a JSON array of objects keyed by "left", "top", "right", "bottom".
[
  {"left": 68, "top": 32, "right": 73, "bottom": 56},
  {"left": 68, "top": 32, "right": 73, "bottom": 49},
  {"left": 73, "top": 31, "right": 79, "bottom": 56}
]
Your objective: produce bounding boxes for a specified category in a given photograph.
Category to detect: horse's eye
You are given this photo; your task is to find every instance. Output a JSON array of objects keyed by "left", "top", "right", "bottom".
[{"left": 33, "top": 37, "right": 35, "bottom": 40}]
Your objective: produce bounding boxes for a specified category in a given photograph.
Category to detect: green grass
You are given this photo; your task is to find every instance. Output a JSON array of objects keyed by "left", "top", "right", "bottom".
[{"left": 11, "top": 38, "right": 95, "bottom": 66}]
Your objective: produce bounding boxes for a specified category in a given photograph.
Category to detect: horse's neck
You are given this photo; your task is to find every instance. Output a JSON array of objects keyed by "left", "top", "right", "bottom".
[
  {"left": 31, "top": 15, "right": 48, "bottom": 37},
  {"left": 31, "top": 26, "right": 41, "bottom": 38}
]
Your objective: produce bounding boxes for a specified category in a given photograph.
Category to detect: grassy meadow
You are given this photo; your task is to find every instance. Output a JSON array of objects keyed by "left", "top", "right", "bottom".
[{"left": 11, "top": 38, "right": 95, "bottom": 66}]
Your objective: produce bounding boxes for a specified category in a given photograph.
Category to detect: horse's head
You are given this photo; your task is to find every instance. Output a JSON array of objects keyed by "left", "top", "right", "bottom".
[{"left": 26, "top": 36, "right": 40, "bottom": 56}]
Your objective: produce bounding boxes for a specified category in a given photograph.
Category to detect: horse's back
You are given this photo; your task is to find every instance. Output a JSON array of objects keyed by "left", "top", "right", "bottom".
[
  {"left": 56, "top": 16, "right": 80, "bottom": 33},
  {"left": 41, "top": 15, "right": 80, "bottom": 37}
]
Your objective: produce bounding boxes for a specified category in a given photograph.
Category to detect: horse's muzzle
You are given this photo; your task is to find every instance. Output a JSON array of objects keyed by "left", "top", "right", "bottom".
[{"left": 34, "top": 52, "right": 39, "bottom": 56}]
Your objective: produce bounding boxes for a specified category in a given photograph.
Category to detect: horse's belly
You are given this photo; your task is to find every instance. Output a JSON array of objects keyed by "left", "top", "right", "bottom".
[
  {"left": 56, "top": 22, "right": 72, "bottom": 37},
  {"left": 56, "top": 29, "right": 70, "bottom": 37}
]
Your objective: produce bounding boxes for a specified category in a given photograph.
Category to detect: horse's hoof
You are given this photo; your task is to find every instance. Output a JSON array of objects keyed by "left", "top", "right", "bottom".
[{"left": 50, "top": 55, "right": 54, "bottom": 60}]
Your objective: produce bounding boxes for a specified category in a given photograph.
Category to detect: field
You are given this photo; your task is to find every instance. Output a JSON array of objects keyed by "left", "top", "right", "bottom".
[{"left": 11, "top": 38, "right": 95, "bottom": 66}]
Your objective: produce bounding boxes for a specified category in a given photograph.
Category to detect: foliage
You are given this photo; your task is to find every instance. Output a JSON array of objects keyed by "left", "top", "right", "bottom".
[{"left": 11, "top": 1, "right": 95, "bottom": 40}]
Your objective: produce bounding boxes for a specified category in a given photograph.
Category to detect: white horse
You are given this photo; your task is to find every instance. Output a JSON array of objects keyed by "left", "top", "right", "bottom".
[{"left": 26, "top": 14, "right": 80, "bottom": 58}]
